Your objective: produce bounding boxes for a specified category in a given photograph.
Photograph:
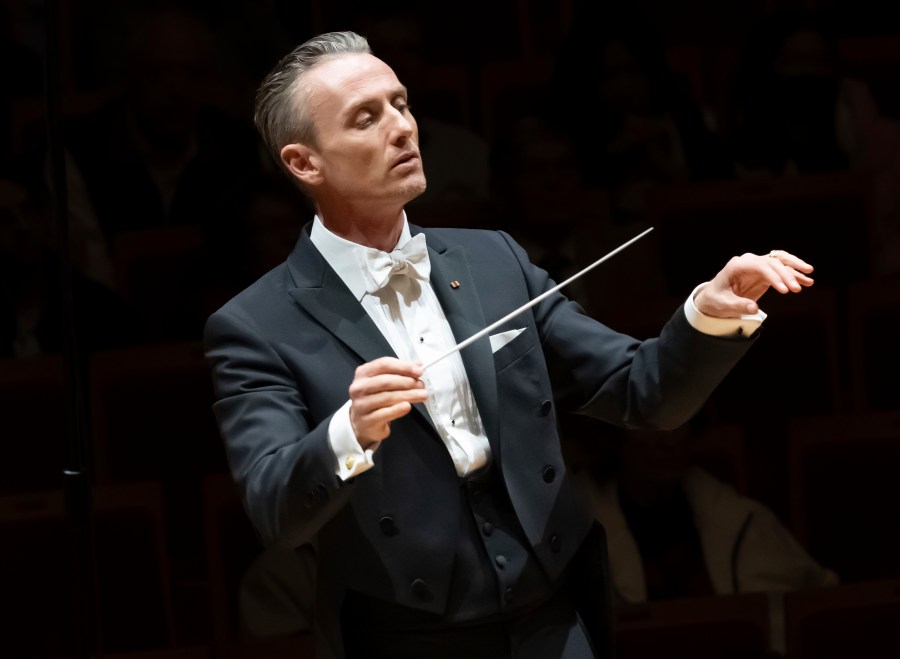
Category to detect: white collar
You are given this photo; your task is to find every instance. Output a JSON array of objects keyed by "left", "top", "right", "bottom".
[{"left": 309, "top": 213, "right": 414, "bottom": 301}]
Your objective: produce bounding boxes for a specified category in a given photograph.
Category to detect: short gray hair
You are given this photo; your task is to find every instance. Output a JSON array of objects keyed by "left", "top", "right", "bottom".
[{"left": 254, "top": 31, "right": 372, "bottom": 169}]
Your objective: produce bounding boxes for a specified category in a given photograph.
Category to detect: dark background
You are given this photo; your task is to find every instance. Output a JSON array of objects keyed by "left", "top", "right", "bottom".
[{"left": 2, "top": 0, "right": 899, "bottom": 657}]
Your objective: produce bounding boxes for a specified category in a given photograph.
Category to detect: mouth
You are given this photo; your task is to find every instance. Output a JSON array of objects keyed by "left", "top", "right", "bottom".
[{"left": 392, "top": 152, "right": 420, "bottom": 169}]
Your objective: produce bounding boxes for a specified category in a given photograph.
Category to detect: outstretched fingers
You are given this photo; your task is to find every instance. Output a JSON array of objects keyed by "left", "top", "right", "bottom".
[{"left": 765, "top": 250, "right": 814, "bottom": 293}]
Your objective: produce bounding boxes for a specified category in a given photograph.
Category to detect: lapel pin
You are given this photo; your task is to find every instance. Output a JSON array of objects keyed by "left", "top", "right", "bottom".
[{"left": 450, "top": 280, "right": 461, "bottom": 289}]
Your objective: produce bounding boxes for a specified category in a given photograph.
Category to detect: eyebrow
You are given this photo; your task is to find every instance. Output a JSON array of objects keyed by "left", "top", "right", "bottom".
[{"left": 344, "top": 85, "right": 409, "bottom": 117}]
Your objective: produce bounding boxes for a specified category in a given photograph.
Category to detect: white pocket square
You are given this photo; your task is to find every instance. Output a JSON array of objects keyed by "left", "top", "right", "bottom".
[{"left": 489, "top": 328, "right": 526, "bottom": 353}]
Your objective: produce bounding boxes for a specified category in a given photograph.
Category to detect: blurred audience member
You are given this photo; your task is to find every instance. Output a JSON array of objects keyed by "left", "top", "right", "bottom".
[
  {"left": 728, "top": 9, "right": 900, "bottom": 274},
  {"left": 211, "top": 0, "right": 298, "bottom": 122},
  {"left": 1, "top": 1, "right": 43, "bottom": 172},
  {"left": 554, "top": 6, "right": 732, "bottom": 224},
  {"left": 565, "top": 416, "right": 839, "bottom": 649},
  {"left": 729, "top": 10, "right": 852, "bottom": 178},
  {"left": 0, "top": 172, "right": 139, "bottom": 358},
  {"left": 62, "top": 3, "right": 263, "bottom": 293},
  {"left": 570, "top": 422, "right": 838, "bottom": 604}
]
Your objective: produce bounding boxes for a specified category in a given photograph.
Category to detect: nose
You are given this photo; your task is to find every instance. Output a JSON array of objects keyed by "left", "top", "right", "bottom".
[{"left": 388, "top": 105, "right": 415, "bottom": 145}]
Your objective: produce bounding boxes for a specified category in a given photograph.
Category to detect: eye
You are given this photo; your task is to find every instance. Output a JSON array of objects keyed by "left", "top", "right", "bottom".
[{"left": 355, "top": 113, "right": 375, "bottom": 129}]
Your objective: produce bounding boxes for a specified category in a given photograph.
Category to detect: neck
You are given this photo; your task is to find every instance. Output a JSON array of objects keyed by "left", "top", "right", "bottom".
[{"left": 317, "top": 199, "right": 406, "bottom": 252}]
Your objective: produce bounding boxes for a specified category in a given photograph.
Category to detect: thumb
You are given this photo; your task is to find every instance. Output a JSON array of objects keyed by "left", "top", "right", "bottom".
[
  {"left": 741, "top": 298, "right": 759, "bottom": 315},
  {"left": 697, "top": 288, "right": 758, "bottom": 318}
]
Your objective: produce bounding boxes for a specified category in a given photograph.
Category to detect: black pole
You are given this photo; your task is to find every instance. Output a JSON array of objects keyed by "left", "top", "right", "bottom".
[{"left": 43, "top": 0, "right": 98, "bottom": 656}]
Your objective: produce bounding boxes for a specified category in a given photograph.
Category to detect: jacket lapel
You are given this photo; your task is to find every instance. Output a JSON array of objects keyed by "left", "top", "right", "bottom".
[
  {"left": 286, "top": 227, "right": 396, "bottom": 364},
  {"left": 422, "top": 229, "right": 501, "bottom": 458},
  {"left": 285, "top": 225, "right": 436, "bottom": 432}
]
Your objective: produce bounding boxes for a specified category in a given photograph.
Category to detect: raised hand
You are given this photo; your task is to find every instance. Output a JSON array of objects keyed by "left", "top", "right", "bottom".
[{"left": 694, "top": 249, "right": 814, "bottom": 318}]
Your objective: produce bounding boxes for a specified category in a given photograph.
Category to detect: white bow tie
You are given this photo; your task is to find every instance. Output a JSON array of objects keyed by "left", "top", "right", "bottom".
[{"left": 355, "top": 233, "right": 431, "bottom": 294}]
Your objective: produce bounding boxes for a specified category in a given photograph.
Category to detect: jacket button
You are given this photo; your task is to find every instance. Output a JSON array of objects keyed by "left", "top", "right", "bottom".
[
  {"left": 411, "top": 579, "right": 432, "bottom": 601},
  {"left": 379, "top": 516, "right": 398, "bottom": 536},
  {"left": 542, "top": 466, "right": 556, "bottom": 483},
  {"left": 482, "top": 522, "right": 494, "bottom": 537},
  {"left": 470, "top": 489, "right": 483, "bottom": 504},
  {"left": 550, "top": 534, "right": 561, "bottom": 553},
  {"left": 495, "top": 554, "right": 508, "bottom": 568},
  {"left": 540, "top": 400, "right": 552, "bottom": 416},
  {"left": 504, "top": 587, "right": 514, "bottom": 602}
]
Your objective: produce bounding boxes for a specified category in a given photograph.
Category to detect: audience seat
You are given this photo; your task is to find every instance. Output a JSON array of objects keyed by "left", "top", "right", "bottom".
[
  {"left": 0, "top": 355, "right": 68, "bottom": 493},
  {"left": 615, "top": 592, "right": 772, "bottom": 659},
  {"left": 788, "top": 411, "right": 900, "bottom": 581},
  {"left": 89, "top": 341, "right": 224, "bottom": 485},
  {"left": 202, "top": 474, "right": 262, "bottom": 649},
  {"left": 846, "top": 275, "right": 900, "bottom": 412},
  {"left": 81, "top": 648, "right": 210, "bottom": 659},
  {"left": 89, "top": 341, "right": 227, "bottom": 638},
  {"left": 784, "top": 579, "right": 900, "bottom": 659},
  {"left": 202, "top": 473, "right": 315, "bottom": 658},
  {"left": 0, "top": 481, "right": 174, "bottom": 656}
]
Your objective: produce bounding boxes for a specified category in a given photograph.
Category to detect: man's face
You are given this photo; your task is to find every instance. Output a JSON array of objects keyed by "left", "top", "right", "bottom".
[{"left": 296, "top": 53, "right": 426, "bottom": 207}]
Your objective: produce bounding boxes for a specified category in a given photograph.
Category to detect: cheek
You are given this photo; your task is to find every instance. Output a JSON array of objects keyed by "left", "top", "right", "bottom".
[{"left": 339, "top": 144, "right": 381, "bottom": 175}]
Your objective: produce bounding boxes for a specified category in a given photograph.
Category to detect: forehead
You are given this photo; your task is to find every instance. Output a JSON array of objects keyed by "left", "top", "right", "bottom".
[{"left": 302, "top": 53, "right": 404, "bottom": 114}]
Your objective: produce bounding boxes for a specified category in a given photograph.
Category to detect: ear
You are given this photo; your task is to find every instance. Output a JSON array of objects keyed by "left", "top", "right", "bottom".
[{"left": 281, "top": 143, "right": 323, "bottom": 187}]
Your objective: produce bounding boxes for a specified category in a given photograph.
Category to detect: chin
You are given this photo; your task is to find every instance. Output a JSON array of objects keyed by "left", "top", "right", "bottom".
[{"left": 400, "top": 176, "right": 427, "bottom": 203}]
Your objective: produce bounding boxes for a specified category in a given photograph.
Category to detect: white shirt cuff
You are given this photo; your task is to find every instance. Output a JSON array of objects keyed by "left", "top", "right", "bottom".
[
  {"left": 683, "top": 283, "right": 767, "bottom": 338},
  {"left": 329, "top": 400, "right": 376, "bottom": 480}
]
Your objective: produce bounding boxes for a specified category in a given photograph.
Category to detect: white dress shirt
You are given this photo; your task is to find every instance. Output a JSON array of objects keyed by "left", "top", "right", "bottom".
[
  {"left": 311, "top": 215, "right": 490, "bottom": 480},
  {"left": 309, "top": 216, "right": 765, "bottom": 481}
]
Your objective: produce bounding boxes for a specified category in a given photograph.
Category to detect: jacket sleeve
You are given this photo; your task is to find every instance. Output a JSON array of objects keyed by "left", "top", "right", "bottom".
[
  {"left": 204, "top": 308, "right": 354, "bottom": 548},
  {"left": 497, "top": 230, "right": 756, "bottom": 430}
]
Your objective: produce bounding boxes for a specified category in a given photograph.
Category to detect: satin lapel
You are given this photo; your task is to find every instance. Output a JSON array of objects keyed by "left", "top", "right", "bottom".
[
  {"left": 426, "top": 235, "right": 501, "bottom": 459},
  {"left": 286, "top": 237, "right": 395, "bottom": 364}
]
